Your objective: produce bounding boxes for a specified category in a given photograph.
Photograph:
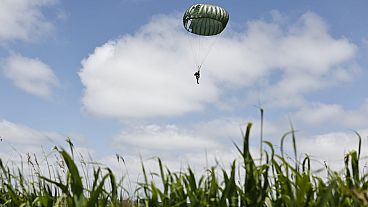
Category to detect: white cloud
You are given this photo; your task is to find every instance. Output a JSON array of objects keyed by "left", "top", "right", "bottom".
[
  {"left": 112, "top": 118, "right": 255, "bottom": 152},
  {"left": 0, "top": 119, "right": 95, "bottom": 184},
  {"left": 109, "top": 124, "right": 237, "bottom": 184},
  {"left": 113, "top": 124, "right": 220, "bottom": 152},
  {"left": 0, "top": 119, "right": 63, "bottom": 145},
  {"left": 0, "top": 0, "right": 56, "bottom": 43},
  {"left": 205, "top": 12, "right": 356, "bottom": 86},
  {"left": 2, "top": 54, "right": 59, "bottom": 98},
  {"left": 79, "top": 11, "right": 357, "bottom": 120},
  {"left": 297, "top": 130, "right": 368, "bottom": 171},
  {"left": 294, "top": 100, "right": 368, "bottom": 129},
  {"left": 0, "top": 119, "right": 62, "bottom": 177},
  {"left": 79, "top": 15, "right": 219, "bottom": 119},
  {"left": 110, "top": 117, "right": 279, "bottom": 177},
  {"left": 194, "top": 117, "right": 281, "bottom": 142}
]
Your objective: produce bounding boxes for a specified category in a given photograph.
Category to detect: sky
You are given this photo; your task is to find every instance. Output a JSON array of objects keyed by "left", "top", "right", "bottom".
[{"left": 1, "top": 0, "right": 368, "bottom": 179}]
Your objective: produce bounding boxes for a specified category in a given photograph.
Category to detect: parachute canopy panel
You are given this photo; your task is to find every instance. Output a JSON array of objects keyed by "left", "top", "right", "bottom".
[{"left": 183, "top": 4, "right": 229, "bottom": 36}]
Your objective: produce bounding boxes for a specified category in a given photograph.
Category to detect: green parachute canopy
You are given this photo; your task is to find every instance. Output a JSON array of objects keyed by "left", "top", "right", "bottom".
[{"left": 183, "top": 4, "right": 229, "bottom": 36}]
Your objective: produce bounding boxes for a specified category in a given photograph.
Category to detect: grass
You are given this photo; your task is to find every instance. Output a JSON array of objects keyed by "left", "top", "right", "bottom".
[{"left": 1, "top": 122, "right": 368, "bottom": 206}]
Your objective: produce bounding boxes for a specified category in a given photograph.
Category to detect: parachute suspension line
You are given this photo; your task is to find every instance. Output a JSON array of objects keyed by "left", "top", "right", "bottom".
[
  {"left": 197, "top": 65, "right": 202, "bottom": 72},
  {"left": 186, "top": 33, "right": 200, "bottom": 69},
  {"left": 188, "top": 33, "right": 204, "bottom": 70},
  {"left": 188, "top": 34, "right": 198, "bottom": 68},
  {"left": 195, "top": 33, "right": 202, "bottom": 68},
  {"left": 197, "top": 33, "right": 221, "bottom": 70}
]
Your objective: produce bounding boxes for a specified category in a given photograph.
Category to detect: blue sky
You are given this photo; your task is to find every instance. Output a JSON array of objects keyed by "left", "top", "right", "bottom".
[{"left": 1, "top": 0, "right": 368, "bottom": 176}]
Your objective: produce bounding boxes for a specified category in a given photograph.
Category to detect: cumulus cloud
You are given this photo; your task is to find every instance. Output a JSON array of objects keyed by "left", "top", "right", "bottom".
[
  {"left": 113, "top": 124, "right": 220, "bottom": 152},
  {"left": 0, "top": 119, "right": 63, "bottom": 145},
  {"left": 0, "top": 0, "right": 56, "bottom": 43},
  {"left": 297, "top": 130, "right": 368, "bottom": 171},
  {"left": 294, "top": 100, "right": 368, "bottom": 129},
  {"left": 0, "top": 119, "right": 62, "bottom": 174},
  {"left": 2, "top": 54, "right": 59, "bottom": 98},
  {"left": 110, "top": 117, "right": 282, "bottom": 179},
  {"left": 110, "top": 120, "right": 248, "bottom": 182},
  {"left": 79, "top": 11, "right": 357, "bottom": 120},
  {"left": 0, "top": 118, "right": 94, "bottom": 182},
  {"left": 79, "top": 15, "right": 219, "bottom": 119}
]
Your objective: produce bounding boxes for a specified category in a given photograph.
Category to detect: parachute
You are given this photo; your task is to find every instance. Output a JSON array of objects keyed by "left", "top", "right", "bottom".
[
  {"left": 183, "top": 4, "right": 229, "bottom": 36},
  {"left": 183, "top": 4, "right": 229, "bottom": 83}
]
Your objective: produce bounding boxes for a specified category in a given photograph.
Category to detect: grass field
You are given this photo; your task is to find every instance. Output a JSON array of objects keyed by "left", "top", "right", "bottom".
[{"left": 1, "top": 122, "right": 368, "bottom": 206}]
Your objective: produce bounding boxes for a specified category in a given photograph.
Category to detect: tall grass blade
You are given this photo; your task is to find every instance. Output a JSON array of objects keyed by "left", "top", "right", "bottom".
[{"left": 58, "top": 148, "right": 84, "bottom": 199}]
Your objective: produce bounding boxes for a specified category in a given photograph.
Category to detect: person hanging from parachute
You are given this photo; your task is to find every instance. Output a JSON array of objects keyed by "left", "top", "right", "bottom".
[
  {"left": 194, "top": 66, "right": 201, "bottom": 84},
  {"left": 183, "top": 4, "right": 229, "bottom": 85}
]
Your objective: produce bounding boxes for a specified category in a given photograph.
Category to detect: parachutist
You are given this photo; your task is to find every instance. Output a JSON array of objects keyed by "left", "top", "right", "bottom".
[
  {"left": 184, "top": 4, "right": 228, "bottom": 85},
  {"left": 194, "top": 70, "right": 200, "bottom": 84}
]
